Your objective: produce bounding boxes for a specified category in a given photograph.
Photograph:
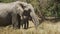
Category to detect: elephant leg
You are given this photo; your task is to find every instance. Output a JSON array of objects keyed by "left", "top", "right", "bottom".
[
  {"left": 21, "top": 20, "right": 24, "bottom": 28},
  {"left": 24, "top": 19, "right": 29, "bottom": 29},
  {"left": 26, "top": 20, "right": 29, "bottom": 29},
  {"left": 12, "top": 14, "right": 19, "bottom": 29},
  {"left": 24, "top": 20, "right": 26, "bottom": 29},
  {"left": 17, "top": 14, "right": 21, "bottom": 29}
]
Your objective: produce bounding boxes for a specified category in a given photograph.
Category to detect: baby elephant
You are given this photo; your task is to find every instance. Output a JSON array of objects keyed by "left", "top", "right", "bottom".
[{"left": 21, "top": 9, "right": 32, "bottom": 29}]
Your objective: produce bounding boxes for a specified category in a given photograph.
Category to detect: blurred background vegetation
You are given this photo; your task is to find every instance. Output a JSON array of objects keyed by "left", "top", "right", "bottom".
[{"left": 0, "top": 0, "right": 60, "bottom": 20}]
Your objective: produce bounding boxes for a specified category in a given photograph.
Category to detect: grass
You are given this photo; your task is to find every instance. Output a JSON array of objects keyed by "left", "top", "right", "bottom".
[{"left": 0, "top": 21, "right": 60, "bottom": 34}]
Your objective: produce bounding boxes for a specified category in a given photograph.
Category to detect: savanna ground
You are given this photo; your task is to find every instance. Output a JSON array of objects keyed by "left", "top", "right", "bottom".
[{"left": 0, "top": 20, "right": 60, "bottom": 34}]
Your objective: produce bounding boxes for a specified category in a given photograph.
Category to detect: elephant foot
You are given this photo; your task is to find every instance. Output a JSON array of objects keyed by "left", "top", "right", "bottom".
[
  {"left": 24, "top": 26, "right": 28, "bottom": 29},
  {"left": 24, "top": 27, "right": 28, "bottom": 29},
  {"left": 13, "top": 26, "right": 18, "bottom": 29},
  {"left": 24, "top": 24, "right": 29, "bottom": 29},
  {"left": 12, "top": 25, "right": 20, "bottom": 29}
]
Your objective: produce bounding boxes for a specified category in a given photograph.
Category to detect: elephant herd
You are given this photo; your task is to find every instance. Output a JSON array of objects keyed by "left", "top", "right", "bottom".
[{"left": 0, "top": 1, "right": 40, "bottom": 29}]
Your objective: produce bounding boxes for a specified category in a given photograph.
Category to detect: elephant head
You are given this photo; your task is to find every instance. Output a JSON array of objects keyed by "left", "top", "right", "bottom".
[
  {"left": 19, "top": 2, "right": 40, "bottom": 28},
  {"left": 12, "top": 1, "right": 40, "bottom": 29}
]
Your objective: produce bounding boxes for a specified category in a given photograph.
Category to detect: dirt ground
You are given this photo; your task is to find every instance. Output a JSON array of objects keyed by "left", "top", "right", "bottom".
[{"left": 0, "top": 21, "right": 60, "bottom": 34}]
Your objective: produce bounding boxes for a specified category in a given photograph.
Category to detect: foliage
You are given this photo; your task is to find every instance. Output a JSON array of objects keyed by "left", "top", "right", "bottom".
[{"left": 0, "top": 0, "right": 15, "bottom": 3}]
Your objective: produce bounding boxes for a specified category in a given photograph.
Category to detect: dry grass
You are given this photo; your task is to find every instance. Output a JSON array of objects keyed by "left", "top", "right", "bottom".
[{"left": 0, "top": 21, "right": 60, "bottom": 34}]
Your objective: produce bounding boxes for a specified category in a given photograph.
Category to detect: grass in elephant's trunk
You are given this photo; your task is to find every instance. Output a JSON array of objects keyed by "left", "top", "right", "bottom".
[{"left": 0, "top": 21, "right": 60, "bottom": 34}]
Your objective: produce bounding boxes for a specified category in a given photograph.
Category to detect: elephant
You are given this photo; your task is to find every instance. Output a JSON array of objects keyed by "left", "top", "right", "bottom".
[
  {"left": 0, "top": 1, "right": 24, "bottom": 29},
  {"left": 0, "top": 1, "right": 40, "bottom": 29},
  {"left": 18, "top": 1, "right": 40, "bottom": 29},
  {"left": 20, "top": 10, "right": 32, "bottom": 29}
]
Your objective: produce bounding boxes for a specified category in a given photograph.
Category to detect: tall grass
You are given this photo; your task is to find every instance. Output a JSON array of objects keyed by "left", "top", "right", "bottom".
[{"left": 0, "top": 21, "right": 60, "bottom": 34}]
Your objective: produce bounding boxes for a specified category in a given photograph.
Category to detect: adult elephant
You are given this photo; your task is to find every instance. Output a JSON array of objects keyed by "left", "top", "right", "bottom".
[
  {"left": 19, "top": 2, "right": 40, "bottom": 29},
  {"left": 0, "top": 1, "right": 24, "bottom": 29},
  {"left": 0, "top": 1, "right": 40, "bottom": 29}
]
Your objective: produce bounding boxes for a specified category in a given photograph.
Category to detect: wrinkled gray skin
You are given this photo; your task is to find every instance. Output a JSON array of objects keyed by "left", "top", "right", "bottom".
[
  {"left": 19, "top": 2, "right": 40, "bottom": 29},
  {"left": 0, "top": 1, "right": 24, "bottom": 28},
  {"left": 0, "top": 1, "right": 39, "bottom": 29}
]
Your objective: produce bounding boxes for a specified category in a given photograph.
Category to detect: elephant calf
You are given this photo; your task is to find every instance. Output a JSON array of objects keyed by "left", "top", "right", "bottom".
[{"left": 21, "top": 10, "right": 32, "bottom": 29}]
